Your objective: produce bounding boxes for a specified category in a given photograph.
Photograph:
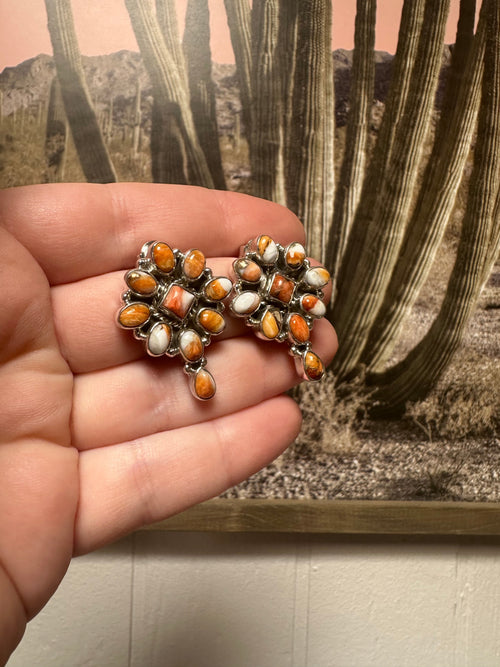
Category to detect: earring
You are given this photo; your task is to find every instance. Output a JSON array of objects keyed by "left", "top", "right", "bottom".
[
  {"left": 117, "top": 241, "right": 232, "bottom": 400},
  {"left": 229, "top": 235, "right": 330, "bottom": 381}
]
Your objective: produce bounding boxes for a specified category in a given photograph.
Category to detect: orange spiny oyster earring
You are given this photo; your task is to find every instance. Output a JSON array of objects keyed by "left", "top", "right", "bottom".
[
  {"left": 229, "top": 235, "right": 330, "bottom": 381},
  {"left": 117, "top": 241, "right": 232, "bottom": 400}
]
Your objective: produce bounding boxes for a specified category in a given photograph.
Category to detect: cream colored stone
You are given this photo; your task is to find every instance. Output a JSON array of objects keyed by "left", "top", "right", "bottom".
[
  {"left": 231, "top": 292, "right": 261, "bottom": 316},
  {"left": 304, "top": 267, "right": 330, "bottom": 289},
  {"left": 147, "top": 323, "right": 171, "bottom": 356}
]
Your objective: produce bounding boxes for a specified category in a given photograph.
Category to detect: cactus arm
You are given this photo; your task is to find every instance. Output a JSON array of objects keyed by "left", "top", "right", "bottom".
[
  {"left": 361, "top": 1, "right": 487, "bottom": 372},
  {"left": 249, "top": 0, "right": 286, "bottom": 204},
  {"left": 371, "top": 0, "right": 500, "bottom": 412},
  {"left": 124, "top": 0, "right": 213, "bottom": 187},
  {"left": 223, "top": 0, "right": 252, "bottom": 139},
  {"left": 326, "top": 0, "right": 376, "bottom": 291},
  {"left": 44, "top": 0, "right": 117, "bottom": 183},
  {"left": 332, "top": 0, "right": 451, "bottom": 380},
  {"left": 183, "top": 0, "right": 226, "bottom": 189},
  {"left": 285, "top": 0, "right": 334, "bottom": 263}
]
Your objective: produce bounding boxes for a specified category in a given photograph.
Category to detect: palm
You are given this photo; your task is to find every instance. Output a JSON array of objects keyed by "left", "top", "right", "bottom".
[{"left": 0, "top": 183, "right": 336, "bottom": 663}]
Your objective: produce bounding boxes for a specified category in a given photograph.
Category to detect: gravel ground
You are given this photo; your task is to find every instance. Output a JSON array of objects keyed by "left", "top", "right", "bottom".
[{"left": 225, "top": 263, "right": 500, "bottom": 502}]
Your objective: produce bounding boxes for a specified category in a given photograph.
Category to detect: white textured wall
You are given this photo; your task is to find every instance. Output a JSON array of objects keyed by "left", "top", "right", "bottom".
[{"left": 8, "top": 532, "right": 500, "bottom": 667}]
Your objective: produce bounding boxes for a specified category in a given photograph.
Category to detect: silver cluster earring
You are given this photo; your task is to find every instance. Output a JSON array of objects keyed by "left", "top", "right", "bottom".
[
  {"left": 229, "top": 235, "right": 330, "bottom": 381},
  {"left": 117, "top": 241, "right": 232, "bottom": 400}
]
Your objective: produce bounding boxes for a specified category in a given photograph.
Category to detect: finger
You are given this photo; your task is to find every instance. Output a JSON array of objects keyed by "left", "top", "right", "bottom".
[
  {"left": 52, "top": 258, "right": 247, "bottom": 373},
  {"left": 74, "top": 395, "right": 302, "bottom": 554},
  {"left": 72, "top": 318, "right": 338, "bottom": 449},
  {"left": 1, "top": 183, "right": 305, "bottom": 285}
]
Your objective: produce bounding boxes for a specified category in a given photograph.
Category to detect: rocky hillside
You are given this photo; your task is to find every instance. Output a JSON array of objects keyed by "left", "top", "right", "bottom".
[{"left": 0, "top": 46, "right": 455, "bottom": 136}]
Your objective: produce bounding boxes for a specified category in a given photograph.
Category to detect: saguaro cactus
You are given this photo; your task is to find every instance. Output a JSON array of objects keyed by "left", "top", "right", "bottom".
[
  {"left": 362, "top": 0, "right": 487, "bottom": 372},
  {"left": 44, "top": 0, "right": 117, "bottom": 183},
  {"left": 327, "top": 0, "right": 376, "bottom": 291},
  {"left": 125, "top": 0, "right": 213, "bottom": 187},
  {"left": 223, "top": 0, "right": 252, "bottom": 139},
  {"left": 183, "top": 0, "right": 226, "bottom": 189},
  {"left": 250, "top": 0, "right": 286, "bottom": 204},
  {"left": 285, "top": 0, "right": 335, "bottom": 263},
  {"left": 44, "top": 75, "right": 68, "bottom": 182},
  {"left": 371, "top": 0, "right": 500, "bottom": 411},
  {"left": 332, "top": 0, "right": 451, "bottom": 380}
]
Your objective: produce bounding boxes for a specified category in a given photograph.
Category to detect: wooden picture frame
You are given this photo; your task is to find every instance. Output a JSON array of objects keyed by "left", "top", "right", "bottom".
[{"left": 144, "top": 498, "right": 500, "bottom": 537}]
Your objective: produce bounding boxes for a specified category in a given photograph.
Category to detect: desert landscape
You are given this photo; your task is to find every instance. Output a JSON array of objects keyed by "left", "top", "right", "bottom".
[{"left": 1, "top": 48, "right": 498, "bottom": 501}]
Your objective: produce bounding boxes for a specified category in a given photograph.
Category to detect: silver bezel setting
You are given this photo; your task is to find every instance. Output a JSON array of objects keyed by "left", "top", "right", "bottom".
[
  {"left": 230, "top": 235, "right": 331, "bottom": 381},
  {"left": 117, "top": 241, "right": 232, "bottom": 400}
]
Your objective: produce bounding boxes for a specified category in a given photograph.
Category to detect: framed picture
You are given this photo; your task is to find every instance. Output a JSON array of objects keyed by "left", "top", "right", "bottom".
[{"left": 1, "top": 0, "right": 498, "bottom": 535}]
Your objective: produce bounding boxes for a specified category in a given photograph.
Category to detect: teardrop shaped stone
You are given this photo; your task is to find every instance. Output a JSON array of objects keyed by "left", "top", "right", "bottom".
[
  {"left": 192, "top": 368, "right": 216, "bottom": 400},
  {"left": 118, "top": 303, "right": 151, "bottom": 328},
  {"left": 231, "top": 291, "right": 260, "bottom": 316},
  {"left": 183, "top": 249, "right": 206, "bottom": 279},
  {"left": 179, "top": 329, "right": 204, "bottom": 362},
  {"left": 204, "top": 277, "right": 233, "bottom": 301},
  {"left": 198, "top": 308, "right": 225, "bottom": 335},
  {"left": 152, "top": 242, "right": 175, "bottom": 273},
  {"left": 285, "top": 242, "right": 306, "bottom": 268},
  {"left": 147, "top": 322, "right": 171, "bottom": 356},
  {"left": 289, "top": 314, "right": 309, "bottom": 343},
  {"left": 234, "top": 258, "right": 262, "bottom": 283},
  {"left": 304, "top": 350, "right": 324, "bottom": 381},
  {"left": 125, "top": 269, "right": 158, "bottom": 296},
  {"left": 300, "top": 294, "right": 326, "bottom": 318},
  {"left": 261, "top": 309, "right": 282, "bottom": 339},
  {"left": 257, "top": 235, "right": 278, "bottom": 264},
  {"left": 304, "top": 267, "right": 330, "bottom": 289}
]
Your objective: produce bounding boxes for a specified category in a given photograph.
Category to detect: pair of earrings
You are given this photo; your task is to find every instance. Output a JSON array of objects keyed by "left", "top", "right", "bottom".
[{"left": 117, "top": 236, "right": 330, "bottom": 400}]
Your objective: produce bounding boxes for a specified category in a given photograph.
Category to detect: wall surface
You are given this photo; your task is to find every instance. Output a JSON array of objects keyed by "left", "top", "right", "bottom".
[{"left": 7, "top": 532, "right": 500, "bottom": 667}]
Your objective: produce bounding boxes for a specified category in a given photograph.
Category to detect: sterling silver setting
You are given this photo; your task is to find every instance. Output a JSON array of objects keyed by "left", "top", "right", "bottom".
[
  {"left": 230, "top": 235, "right": 330, "bottom": 381},
  {"left": 117, "top": 241, "right": 232, "bottom": 400}
]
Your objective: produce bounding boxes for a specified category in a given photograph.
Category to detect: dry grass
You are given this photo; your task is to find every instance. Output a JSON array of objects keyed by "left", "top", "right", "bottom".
[
  {"left": 405, "top": 352, "right": 500, "bottom": 442},
  {"left": 294, "top": 370, "right": 372, "bottom": 459}
]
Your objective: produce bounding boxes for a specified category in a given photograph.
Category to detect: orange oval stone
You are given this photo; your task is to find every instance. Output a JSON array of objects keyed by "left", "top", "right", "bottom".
[
  {"left": 118, "top": 302, "right": 150, "bottom": 328},
  {"left": 234, "top": 258, "right": 262, "bottom": 283},
  {"left": 304, "top": 351, "right": 324, "bottom": 381},
  {"left": 204, "top": 277, "right": 233, "bottom": 301},
  {"left": 300, "top": 294, "right": 326, "bottom": 318},
  {"left": 285, "top": 242, "right": 306, "bottom": 268},
  {"left": 152, "top": 242, "right": 175, "bottom": 273},
  {"left": 198, "top": 309, "right": 225, "bottom": 335},
  {"left": 183, "top": 249, "right": 206, "bottom": 279},
  {"left": 289, "top": 314, "right": 309, "bottom": 343},
  {"left": 179, "top": 329, "right": 204, "bottom": 362},
  {"left": 192, "top": 368, "right": 216, "bottom": 400},
  {"left": 261, "top": 309, "right": 281, "bottom": 339},
  {"left": 125, "top": 269, "right": 158, "bottom": 296}
]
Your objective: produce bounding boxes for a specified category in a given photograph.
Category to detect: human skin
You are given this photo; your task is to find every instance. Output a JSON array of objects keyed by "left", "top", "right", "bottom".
[{"left": 0, "top": 183, "right": 337, "bottom": 664}]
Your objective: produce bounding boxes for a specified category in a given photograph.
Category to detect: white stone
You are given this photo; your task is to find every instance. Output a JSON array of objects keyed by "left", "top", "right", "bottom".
[
  {"left": 231, "top": 291, "right": 261, "bottom": 316},
  {"left": 147, "top": 323, "right": 171, "bottom": 356},
  {"left": 304, "top": 267, "right": 330, "bottom": 289},
  {"left": 179, "top": 329, "right": 203, "bottom": 362},
  {"left": 259, "top": 238, "right": 279, "bottom": 264}
]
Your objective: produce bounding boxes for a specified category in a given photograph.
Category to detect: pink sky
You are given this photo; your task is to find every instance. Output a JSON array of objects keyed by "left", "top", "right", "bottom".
[{"left": 0, "top": 0, "right": 465, "bottom": 71}]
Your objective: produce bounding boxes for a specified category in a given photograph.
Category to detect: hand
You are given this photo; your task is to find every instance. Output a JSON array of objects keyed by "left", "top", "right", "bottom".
[{"left": 0, "top": 183, "right": 337, "bottom": 663}]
